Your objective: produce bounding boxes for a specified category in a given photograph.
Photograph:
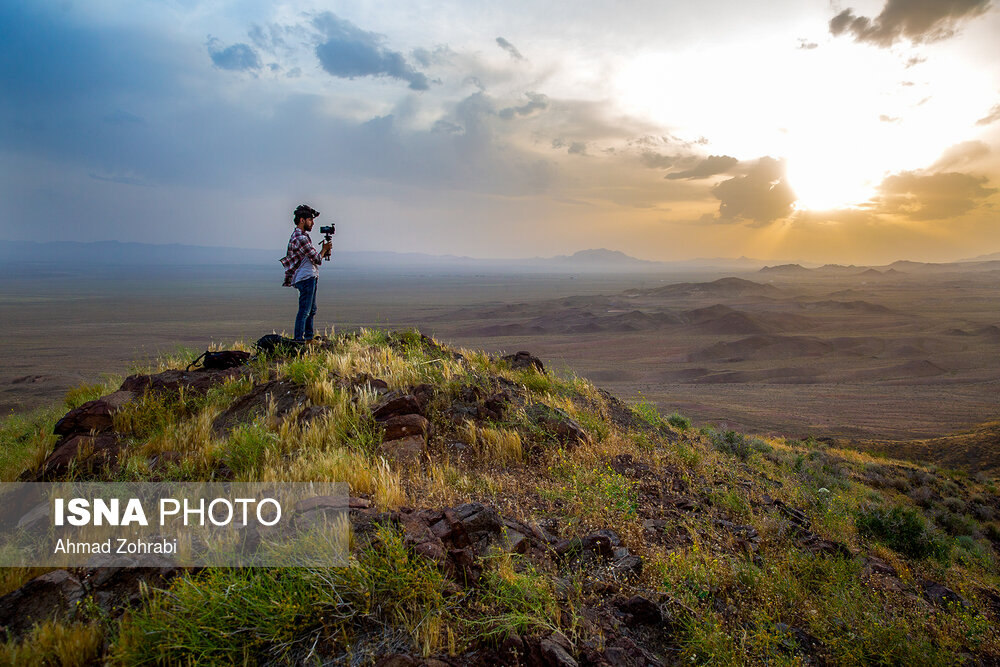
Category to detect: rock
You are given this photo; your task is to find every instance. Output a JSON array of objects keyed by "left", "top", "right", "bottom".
[
  {"left": 610, "top": 554, "right": 643, "bottom": 581},
  {"left": 211, "top": 379, "right": 308, "bottom": 435},
  {"left": 581, "top": 534, "right": 615, "bottom": 560},
  {"left": 615, "top": 595, "right": 662, "bottom": 625},
  {"left": 380, "top": 435, "right": 426, "bottom": 466},
  {"left": 539, "top": 637, "right": 578, "bottom": 667},
  {"left": 410, "top": 384, "right": 435, "bottom": 412},
  {"left": 120, "top": 367, "right": 246, "bottom": 397},
  {"left": 36, "top": 432, "right": 122, "bottom": 480},
  {"left": 296, "top": 405, "right": 331, "bottom": 427},
  {"left": 53, "top": 390, "right": 135, "bottom": 435},
  {"left": 380, "top": 414, "right": 430, "bottom": 442},
  {"left": 80, "top": 562, "right": 180, "bottom": 617},
  {"left": 525, "top": 403, "right": 591, "bottom": 447},
  {"left": 351, "top": 374, "right": 390, "bottom": 394},
  {"left": 0, "top": 570, "right": 86, "bottom": 639},
  {"left": 501, "top": 351, "right": 546, "bottom": 373},
  {"left": 501, "top": 529, "right": 529, "bottom": 554},
  {"left": 922, "top": 581, "right": 967, "bottom": 609},
  {"left": 773, "top": 500, "right": 811, "bottom": 530},
  {"left": 862, "top": 556, "right": 898, "bottom": 578},
  {"left": 529, "top": 521, "right": 558, "bottom": 545},
  {"left": 602, "top": 635, "right": 665, "bottom": 667},
  {"left": 372, "top": 392, "right": 422, "bottom": 421},
  {"left": 797, "top": 532, "right": 851, "bottom": 558},
  {"left": 715, "top": 519, "right": 761, "bottom": 554}
]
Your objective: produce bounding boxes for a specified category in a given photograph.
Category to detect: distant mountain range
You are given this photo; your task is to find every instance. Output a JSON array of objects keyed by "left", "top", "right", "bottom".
[
  {"left": 3, "top": 240, "right": 998, "bottom": 275},
  {"left": 0, "top": 241, "right": 783, "bottom": 273}
]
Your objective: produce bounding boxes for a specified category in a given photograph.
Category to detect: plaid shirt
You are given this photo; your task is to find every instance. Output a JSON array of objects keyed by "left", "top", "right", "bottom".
[{"left": 280, "top": 227, "right": 323, "bottom": 286}]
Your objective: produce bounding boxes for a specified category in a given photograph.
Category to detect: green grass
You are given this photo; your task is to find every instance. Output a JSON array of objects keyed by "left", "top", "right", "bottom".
[
  {"left": 112, "top": 524, "right": 452, "bottom": 664},
  {"left": 855, "top": 504, "right": 951, "bottom": 561},
  {"left": 0, "top": 406, "right": 59, "bottom": 481}
]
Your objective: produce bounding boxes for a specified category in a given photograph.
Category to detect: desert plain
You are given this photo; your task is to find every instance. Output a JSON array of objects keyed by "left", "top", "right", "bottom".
[{"left": 3, "top": 258, "right": 998, "bottom": 472}]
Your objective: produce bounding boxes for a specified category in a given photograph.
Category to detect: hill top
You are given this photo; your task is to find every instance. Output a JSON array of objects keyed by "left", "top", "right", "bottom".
[{"left": 0, "top": 329, "right": 998, "bottom": 664}]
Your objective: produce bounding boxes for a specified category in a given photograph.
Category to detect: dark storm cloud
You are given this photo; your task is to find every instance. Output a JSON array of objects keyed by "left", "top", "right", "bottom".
[
  {"left": 829, "top": 0, "right": 991, "bottom": 47},
  {"left": 207, "top": 39, "right": 261, "bottom": 71},
  {"left": 499, "top": 92, "right": 548, "bottom": 119},
  {"left": 873, "top": 170, "right": 996, "bottom": 220},
  {"left": 496, "top": 37, "right": 524, "bottom": 60},
  {"left": 976, "top": 103, "right": 1000, "bottom": 126},
  {"left": 710, "top": 157, "right": 796, "bottom": 225},
  {"left": 312, "top": 12, "right": 429, "bottom": 90},
  {"left": 665, "top": 155, "right": 738, "bottom": 180}
]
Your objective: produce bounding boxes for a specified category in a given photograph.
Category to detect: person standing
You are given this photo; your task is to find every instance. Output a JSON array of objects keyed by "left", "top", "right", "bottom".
[{"left": 280, "top": 204, "right": 332, "bottom": 342}]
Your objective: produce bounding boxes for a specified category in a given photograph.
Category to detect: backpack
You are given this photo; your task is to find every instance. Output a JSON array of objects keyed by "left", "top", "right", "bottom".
[
  {"left": 186, "top": 350, "right": 251, "bottom": 371},
  {"left": 254, "top": 334, "right": 303, "bottom": 356}
]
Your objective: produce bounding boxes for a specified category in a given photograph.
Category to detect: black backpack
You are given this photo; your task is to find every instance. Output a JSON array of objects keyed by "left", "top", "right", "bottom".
[
  {"left": 254, "top": 334, "right": 303, "bottom": 356},
  {"left": 186, "top": 350, "right": 251, "bottom": 371}
]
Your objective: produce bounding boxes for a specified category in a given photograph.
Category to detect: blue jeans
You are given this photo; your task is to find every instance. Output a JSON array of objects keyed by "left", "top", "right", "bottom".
[{"left": 293, "top": 277, "right": 317, "bottom": 341}]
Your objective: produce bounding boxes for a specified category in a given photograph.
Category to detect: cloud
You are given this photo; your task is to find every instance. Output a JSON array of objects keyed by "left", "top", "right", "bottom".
[
  {"left": 499, "top": 92, "right": 548, "bottom": 119},
  {"left": 496, "top": 37, "right": 523, "bottom": 60},
  {"left": 829, "top": 0, "right": 990, "bottom": 47},
  {"left": 879, "top": 114, "right": 900, "bottom": 123},
  {"left": 905, "top": 55, "right": 927, "bottom": 68},
  {"left": 665, "top": 155, "right": 738, "bottom": 180},
  {"left": 932, "top": 141, "right": 990, "bottom": 170},
  {"left": 567, "top": 141, "right": 588, "bottom": 155},
  {"left": 797, "top": 39, "right": 818, "bottom": 50},
  {"left": 207, "top": 39, "right": 261, "bottom": 71},
  {"left": 873, "top": 170, "right": 996, "bottom": 220},
  {"left": 312, "top": 12, "right": 429, "bottom": 90},
  {"left": 976, "top": 103, "right": 1000, "bottom": 126},
  {"left": 638, "top": 151, "right": 677, "bottom": 169},
  {"left": 710, "top": 157, "right": 796, "bottom": 225}
]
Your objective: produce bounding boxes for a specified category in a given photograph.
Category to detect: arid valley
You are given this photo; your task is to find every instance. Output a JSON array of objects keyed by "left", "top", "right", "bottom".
[{"left": 4, "top": 256, "right": 999, "bottom": 473}]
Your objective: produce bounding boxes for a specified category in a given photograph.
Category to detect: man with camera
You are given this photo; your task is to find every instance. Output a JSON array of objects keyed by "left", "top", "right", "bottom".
[{"left": 281, "top": 204, "right": 334, "bottom": 343}]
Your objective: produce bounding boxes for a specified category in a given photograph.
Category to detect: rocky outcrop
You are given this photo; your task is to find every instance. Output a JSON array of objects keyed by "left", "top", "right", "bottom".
[
  {"left": 211, "top": 379, "right": 308, "bottom": 435},
  {"left": 500, "top": 351, "right": 546, "bottom": 373},
  {"left": 525, "top": 403, "right": 591, "bottom": 447}
]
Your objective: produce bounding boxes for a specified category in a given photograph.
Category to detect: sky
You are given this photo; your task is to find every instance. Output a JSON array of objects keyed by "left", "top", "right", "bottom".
[{"left": 1, "top": 0, "right": 998, "bottom": 264}]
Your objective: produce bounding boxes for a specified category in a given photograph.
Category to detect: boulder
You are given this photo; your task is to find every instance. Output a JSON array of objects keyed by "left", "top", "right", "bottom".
[
  {"left": 0, "top": 570, "right": 86, "bottom": 639},
  {"left": 79, "top": 560, "right": 181, "bottom": 617},
  {"left": 37, "top": 432, "right": 122, "bottom": 480},
  {"left": 614, "top": 595, "right": 662, "bottom": 625},
  {"left": 922, "top": 580, "right": 967, "bottom": 608},
  {"left": 120, "top": 367, "right": 246, "bottom": 396},
  {"left": 372, "top": 391, "right": 422, "bottom": 421},
  {"left": 53, "top": 390, "right": 135, "bottom": 436},
  {"left": 211, "top": 379, "right": 308, "bottom": 435},
  {"left": 525, "top": 403, "right": 591, "bottom": 447},
  {"left": 500, "top": 351, "right": 546, "bottom": 373},
  {"left": 380, "top": 414, "right": 430, "bottom": 442},
  {"left": 380, "top": 435, "right": 426, "bottom": 466}
]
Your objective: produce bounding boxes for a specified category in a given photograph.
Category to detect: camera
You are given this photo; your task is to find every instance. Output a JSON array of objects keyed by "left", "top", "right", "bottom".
[{"left": 319, "top": 224, "right": 335, "bottom": 259}]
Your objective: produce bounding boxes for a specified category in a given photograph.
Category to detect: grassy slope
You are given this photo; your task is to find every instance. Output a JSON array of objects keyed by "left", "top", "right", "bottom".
[{"left": 0, "top": 328, "right": 997, "bottom": 666}]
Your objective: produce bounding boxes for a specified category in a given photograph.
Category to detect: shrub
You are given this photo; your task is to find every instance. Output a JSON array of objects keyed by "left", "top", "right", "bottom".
[
  {"left": 709, "top": 430, "right": 771, "bottom": 460},
  {"left": 667, "top": 412, "right": 691, "bottom": 431},
  {"left": 855, "top": 504, "right": 950, "bottom": 561}
]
